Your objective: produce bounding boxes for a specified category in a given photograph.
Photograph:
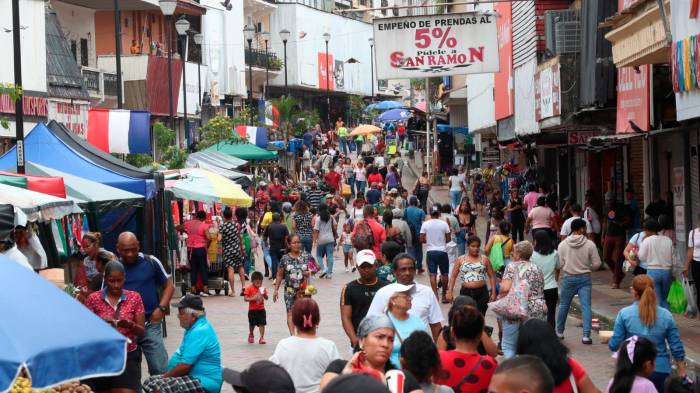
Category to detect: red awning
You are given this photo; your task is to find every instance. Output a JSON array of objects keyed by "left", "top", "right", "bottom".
[{"left": 0, "top": 171, "right": 67, "bottom": 198}]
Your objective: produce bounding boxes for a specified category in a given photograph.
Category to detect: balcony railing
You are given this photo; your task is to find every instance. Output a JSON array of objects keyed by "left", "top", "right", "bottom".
[
  {"left": 103, "top": 73, "right": 119, "bottom": 96},
  {"left": 81, "top": 66, "right": 119, "bottom": 98},
  {"left": 245, "top": 48, "right": 282, "bottom": 71},
  {"left": 83, "top": 69, "right": 100, "bottom": 92}
]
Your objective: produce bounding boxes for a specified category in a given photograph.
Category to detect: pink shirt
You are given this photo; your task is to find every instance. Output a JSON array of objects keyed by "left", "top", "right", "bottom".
[
  {"left": 523, "top": 192, "right": 542, "bottom": 214},
  {"left": 186, "top": 219, "right": 210, "bottom": 248},
  {"left": 529, "top": 206, "right": 554, "bottom": 229}
]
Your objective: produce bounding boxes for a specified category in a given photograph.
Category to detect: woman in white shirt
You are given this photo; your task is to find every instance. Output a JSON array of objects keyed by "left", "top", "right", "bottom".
[
  {"left": 448, "top": 168, "right": 465, "bottom": 211},
  {"left": 270, "top": 298, "right": 340, "bottom": 393},
  {"left": 353, "top": 161, "right": 368, "bottom": 196},
  {"left": 638, "top": 218, "right": 674, "bottom": 310},
  {"left": 684, "top": 213, "right": 700, "bottom": 317}
]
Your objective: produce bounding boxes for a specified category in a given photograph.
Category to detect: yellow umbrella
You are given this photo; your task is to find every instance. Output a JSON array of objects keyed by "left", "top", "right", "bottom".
[
  {"left": 349, "top": 124, "right": 382, "bottom": 136},
  {"left": 166, "top": 168, "right": 253, "bottom": 207}
]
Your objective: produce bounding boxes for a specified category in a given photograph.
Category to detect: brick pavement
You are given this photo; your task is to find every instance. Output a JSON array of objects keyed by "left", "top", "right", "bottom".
[{"left": 151, "top": 159, "right": 619, "bottom": 392}]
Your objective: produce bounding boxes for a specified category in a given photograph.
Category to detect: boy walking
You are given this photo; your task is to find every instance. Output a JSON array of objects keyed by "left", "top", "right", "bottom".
[{"left": 244, "top": 271, "right": 268, "bottom": 344}]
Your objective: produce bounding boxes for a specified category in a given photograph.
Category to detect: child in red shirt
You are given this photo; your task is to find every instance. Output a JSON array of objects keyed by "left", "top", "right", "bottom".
[{"left": 244, "top": 271, "right": 268, "bottom": 344}]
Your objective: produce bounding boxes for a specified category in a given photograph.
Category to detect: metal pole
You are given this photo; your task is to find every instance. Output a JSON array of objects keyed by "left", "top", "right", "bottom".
[
  {"left": 247, "top": 39, "right": 254, "bottom": 124},
  {"left": 167, "top": 16, "right": 176, "bottom": 135},
  {"left": 264, "top": 39, "right": 269, "bottom": 100},
  {"left": 283, "top": 40, "right": 288, "bottom": 96},
  {"left": 370, "top": 43, "right": 374, "bottom": 102},
  {"left": 114, "top": 0, "right": 123, "bottom": 109},
  {"left": 181, "top": 35, "right": 189, "bottom": 149},
  {"left": 197, "top": 61, "right": 202, "bottom": 127},
  {"left": 11, "top": 0, "right": 24, "bottom": 174},
  {"left": 425, "top": 77, "right": 430, "bottom": 179},
  {"left": 325, "top": 40, "right": 330, "bottom": 130}
]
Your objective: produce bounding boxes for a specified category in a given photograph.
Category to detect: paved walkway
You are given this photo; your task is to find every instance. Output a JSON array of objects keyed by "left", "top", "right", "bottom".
[
  {"left": 153, "top": 160, "right": 622, "bottom": 392},
  {"left": 405, "top": 153, "right": 700, "bottom": 373}
]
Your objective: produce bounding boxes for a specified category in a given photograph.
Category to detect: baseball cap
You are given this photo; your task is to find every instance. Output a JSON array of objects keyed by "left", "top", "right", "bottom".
[
  {"left": 355, "top": 249, "right": 376, "bottom": 267},
  {"left": 223, "top": 361, "right": 295, "bottom": 393},
  {"left": 171, "top": 294, "right": 204, "bottom": 311},
  {"left": 430, "top": 204, "right": 442, "bottom": 214},
  {"left": 323, "top": 374, "right": 391, "bottom": 393},
  {"left": 389, "top": 188, "right": 398, "bottom": 194},
  {"left": 385, "top": 282, "right": 415, "bottom": 294}
]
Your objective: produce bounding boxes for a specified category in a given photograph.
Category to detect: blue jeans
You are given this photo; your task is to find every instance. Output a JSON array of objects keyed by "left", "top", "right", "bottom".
[
  {"left": 317, "top": 242, "right": 335, "bottom": 275},
  {"left": 557, "top": 274, "right": 593, "bottom": 338},
  {"left": 409, "top": 242, "right": 424, "bottom": 269},
  {"left": 647, "top": 268, "right": 672, "bottom": 310},
  {"left": 262, "top": 243, "right": 272, "bottom": 268},
  {"left": 347, "top": 176, "right": 356, "bottom": 197},
  {"left": 356, "top": 180, "right": 367, "bottom": 196},
  {"left": 339, "top": 138, "right": 348, "bottom": 155},
  {"left": 300, "top": 235, "right": 313, "bottom": 253},
  {"left": 455, "top": 229, "right": 466, "bottom": 256},
  {"left": 138, "top": 321, "right": 168, "bottom": 375},
  {"left": 502, "top": 319, "right": 520, "bottom": 359},
  {"left": 450, "top": 190, "right": 462, "bottom": 210}
]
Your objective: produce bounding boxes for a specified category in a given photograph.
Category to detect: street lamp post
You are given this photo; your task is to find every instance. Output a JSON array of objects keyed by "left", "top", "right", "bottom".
[
  {"left": 279, "top": 29, "right": 290, "bottom": 97},
  {"left": 176, "top": 17, "right": 190, "bottom": 149},
  {"left": 368, "top": 37, "right": 374, "bottom": 102},
  {"left": 262, "top": 31, "right": 270, "bottom": 100},
  {"left": 11, "top": 0, "right": 24, "bottom": 174},
  {"left": 159, "top": 0, "right": 177, "bottom": 134},
  {"left": 323, "top": 32, "right": 331, "bottom": 130},
  {"left": 194, "top": 33, "right": 203, "bottom": 129},
  {"left": 244, "top": 26, "right": 255, "bottom": 125},
  {"left": 113, "top": 0, "right": 123, "bottom": 109}
]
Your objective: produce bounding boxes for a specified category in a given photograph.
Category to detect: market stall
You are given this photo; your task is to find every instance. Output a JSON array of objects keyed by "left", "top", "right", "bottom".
[
  {"left": 0, "top": 258, "right": 127, "bottom": 393},
  {"left": 187, "top": 150, "right": 248, "bottom": 170},
  {"left": 205, "top": 141, "right": 277, "bottom": 161},
  {"left": 0, "top": 183, "right": 82, "bottom": 222},
  {"left": 165, "top": 168, "right": 253, "bottom": 207}
]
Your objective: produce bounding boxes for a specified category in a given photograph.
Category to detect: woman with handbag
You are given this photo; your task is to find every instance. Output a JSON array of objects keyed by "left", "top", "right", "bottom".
[
  {"left": 273, "top": 234, "right": 316, "bottom": 335},
  {"left": 491, "top": 241, "right": 547, "bottom": 359}
]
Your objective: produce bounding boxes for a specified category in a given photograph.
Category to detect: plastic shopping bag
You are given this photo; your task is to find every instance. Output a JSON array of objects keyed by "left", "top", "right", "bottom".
[
  {"left": 667, "top": 280, "right": 687, "bottom": 314},
  {"left": 682, "top": 277, "right": 698, "bottom": 317},
  {"left": 488, "top": 238, "right": 505, "bottom": 272}
]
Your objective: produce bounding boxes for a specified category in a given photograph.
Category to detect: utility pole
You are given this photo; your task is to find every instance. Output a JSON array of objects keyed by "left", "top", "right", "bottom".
[
  {"left": 12, "top": 0, "right": 24, "bottom": 174},
  {"left": 114, "top": 0, "right": 123, "bottom": 109}
]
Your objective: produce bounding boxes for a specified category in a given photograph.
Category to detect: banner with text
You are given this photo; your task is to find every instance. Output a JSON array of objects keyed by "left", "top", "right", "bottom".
[
  {"left": 373, "top": 13, "right": 499, "bottom": 79},
  {"left": 616, "top": 65, "right": 650, "bottom": 133}
]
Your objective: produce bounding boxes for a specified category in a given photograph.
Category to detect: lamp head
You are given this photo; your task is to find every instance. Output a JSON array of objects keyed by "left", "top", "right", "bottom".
[
  {"left": 193, "top": 33, "right": 203, "bottom": 45},
  {"left": 175, "top": 17, "right": 190, "bottom": 36},
  {"left": 279, "top": 29, "right": 291, "bottom": 43},
  {"left": 243, "top": 26, "right": 255, "bottom": 42},
  {"left": 322, "top": 32, "right": 331, "bottom": 43},
  {"left": 159, "top": 0, "right": 177, "bottom": 16},
  {"left": 368, "top": 37, "right": 374, "bottom": 45},
  {"left": 261, "top": 31, "right": 271, "bottom": 42}
]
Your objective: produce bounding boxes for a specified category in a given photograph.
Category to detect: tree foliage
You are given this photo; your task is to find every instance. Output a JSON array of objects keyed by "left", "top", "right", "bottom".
[
  {"left": 197, "top": 114, "right": 250, "bottom": 151},
  {"left": 0, "top": 83, "right": 23, "bottom": 130},
  {"left": 272, "top": 95, "right": 299, "bottom": 138}
]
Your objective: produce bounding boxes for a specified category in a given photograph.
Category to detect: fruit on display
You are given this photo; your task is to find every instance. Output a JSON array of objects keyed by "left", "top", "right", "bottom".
[{"left": 11, "top": 377, "right": 93, "bottom": 393}]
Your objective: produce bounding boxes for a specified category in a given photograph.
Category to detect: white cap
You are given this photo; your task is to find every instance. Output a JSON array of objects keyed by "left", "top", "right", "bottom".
[
  {"left": 355, "top": 249, "right": 376, "bottom": 267},
  {"left": 385, "top": 282, "right": 415, "bottom": 294}
]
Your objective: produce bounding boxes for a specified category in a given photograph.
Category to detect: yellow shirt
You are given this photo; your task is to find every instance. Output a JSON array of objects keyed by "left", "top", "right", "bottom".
[
  {"left": 260, "top": 212, "right": 273, "bottom": 229},
  {"left": 493, "top": 234, "right": 513, "bottom": 257}
]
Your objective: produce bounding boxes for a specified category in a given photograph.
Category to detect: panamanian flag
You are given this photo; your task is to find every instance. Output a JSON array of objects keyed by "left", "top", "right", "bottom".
[
  {"left": 87, "top": 109, "right": 151, "bottom": 154},
  {"left": 234, "top": 126, "right": 268, "bottom": 148}
]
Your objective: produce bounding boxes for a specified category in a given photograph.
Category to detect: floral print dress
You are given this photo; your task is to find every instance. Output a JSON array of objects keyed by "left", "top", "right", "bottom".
[
  {"left": 279, "top": 251, "right": 311, "bottom": 311},
  {"left": 502, "top": 261, "right": 547, "bottom": 320}
]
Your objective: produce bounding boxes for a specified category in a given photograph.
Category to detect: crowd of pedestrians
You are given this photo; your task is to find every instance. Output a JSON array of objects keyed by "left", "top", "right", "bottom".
[{"left": 53, "top": 117, "right": 700, "bottom": 393}]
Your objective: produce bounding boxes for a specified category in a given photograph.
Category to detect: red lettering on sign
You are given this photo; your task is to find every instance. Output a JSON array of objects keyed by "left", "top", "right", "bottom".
[
  {"left": 469, "top": 47, "right": 484, "bottom": 62},
  {"left": 0, "top": 95, "right": 48, "bottom": 117}
]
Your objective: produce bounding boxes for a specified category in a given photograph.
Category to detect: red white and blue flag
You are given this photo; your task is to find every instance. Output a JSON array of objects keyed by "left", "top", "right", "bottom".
[
  {"left": 87, "top": 109, "right": 151, "bottom": 154},
  {"left": 235, "top": 126, "right": 268, "bottom": 148}
]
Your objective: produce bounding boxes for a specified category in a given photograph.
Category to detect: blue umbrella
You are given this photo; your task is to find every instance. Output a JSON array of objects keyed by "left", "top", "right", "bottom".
[
  {"left": 363, "top": 103, "right": 378, "bottom": 112},
  {"left": 377, "top": 109, "right": 412, "bottom": 122},
  {"left": 0, "top": 258, "right": 127, "bottom": 392},
  {"left": 374, "top": 101, "right": 402, "bottom": 111}
]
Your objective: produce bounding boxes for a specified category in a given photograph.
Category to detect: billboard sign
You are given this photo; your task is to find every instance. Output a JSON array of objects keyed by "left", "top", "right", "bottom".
[
  {"left": 372, "top": 12, "right": 499, "bottom": 79},
  {"left": 318, "top": 52, "right": 335, "bottom": 91},
  {"left": 534, "top": 59, "right": 561, "bottom": 121},
  {"left": 494, "top": 1, "right": 514, "bottom": 119},
  {"left": 617, "top": 65, "right": 650, "bottom": 133}
]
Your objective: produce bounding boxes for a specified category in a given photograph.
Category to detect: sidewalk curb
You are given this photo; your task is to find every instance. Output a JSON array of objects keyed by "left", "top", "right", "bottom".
[{"left": 571, "top": 298, "right": 700, "bottom": 373}]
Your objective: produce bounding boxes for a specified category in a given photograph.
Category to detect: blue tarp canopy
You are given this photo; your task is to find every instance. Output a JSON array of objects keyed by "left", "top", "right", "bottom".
[
  {"left": 0, "top": 123, "right": 155, "bottom": 199},
  {"left": 0, "top": 258, "right": 127, "bottom": 392}
]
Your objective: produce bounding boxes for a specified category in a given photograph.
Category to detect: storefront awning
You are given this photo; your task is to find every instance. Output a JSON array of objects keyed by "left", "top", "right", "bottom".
[{"left": 604, "top": 0, "right": 671, "bottom": 67}]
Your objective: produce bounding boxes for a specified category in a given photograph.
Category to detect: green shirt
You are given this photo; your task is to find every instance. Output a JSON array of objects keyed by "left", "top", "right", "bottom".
[{"left": 338, "top": 126, "right": 348, "bottom": 137}]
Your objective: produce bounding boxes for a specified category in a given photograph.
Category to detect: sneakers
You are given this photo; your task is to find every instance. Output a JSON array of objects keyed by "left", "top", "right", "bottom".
[
  {"left": 248, "top": 334, "right": 254, "bottom": 344},
  {"left": 345, "top": 267, "right": 350, "bottom": 273},
  {"left": 352, "top": 267, "right": 357, "bottom": 273},
  {"left": 556, "top": 332, "right": 564, "bottom": 340},
  {"left": 581, "top": 337, "right": 593, "bottom": 345},
  {"left": 319, "top": 271, "right": 327, "bottom": 278}
]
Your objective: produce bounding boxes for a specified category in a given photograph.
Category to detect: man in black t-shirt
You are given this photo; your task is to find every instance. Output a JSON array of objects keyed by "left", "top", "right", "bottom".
[
  {"left": 340, "top": 249, "right": 389, "bottom": 349},
  {"left": 603, "top": 202, "right": 630, "bottom": 288},
  {"left": 264, "top": 213, "right": 289, "bottom": 279}
]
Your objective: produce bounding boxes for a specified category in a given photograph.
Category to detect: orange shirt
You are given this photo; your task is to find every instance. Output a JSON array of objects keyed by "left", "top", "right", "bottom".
[{"left": 244, "top": 285, "right": 266, "bottom": 310}]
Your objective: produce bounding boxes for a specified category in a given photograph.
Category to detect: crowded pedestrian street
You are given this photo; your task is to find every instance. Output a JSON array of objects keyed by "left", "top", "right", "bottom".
[{"left": 4, "top": 0, "right": 700, "bottom": 392}]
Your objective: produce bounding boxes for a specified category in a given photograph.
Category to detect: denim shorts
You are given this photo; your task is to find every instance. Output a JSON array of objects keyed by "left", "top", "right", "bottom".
[
  {"left": 343, "top": 244, "right": 353, "bottom": 254},
  {"left": 426, "top": 250, "right": 449, "bottom": 275}
]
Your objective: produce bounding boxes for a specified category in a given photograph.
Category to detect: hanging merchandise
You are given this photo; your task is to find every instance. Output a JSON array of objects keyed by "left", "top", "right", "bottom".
[{"left": 52, "top": 220, "right": 68, "bottom": 258}]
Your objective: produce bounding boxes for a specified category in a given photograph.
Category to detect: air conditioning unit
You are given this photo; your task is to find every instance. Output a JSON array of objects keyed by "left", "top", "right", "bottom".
[
  {"left": 555, "top": 21, "right": 580, "bottom": 54},
  {"left": 544, "top": 9, "right": 579, "bottom": 55}
]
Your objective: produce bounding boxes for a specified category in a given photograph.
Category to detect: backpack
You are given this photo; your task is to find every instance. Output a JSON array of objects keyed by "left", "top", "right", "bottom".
[{"left": 352, "top": 219, "right": 375, "bottom": 251}]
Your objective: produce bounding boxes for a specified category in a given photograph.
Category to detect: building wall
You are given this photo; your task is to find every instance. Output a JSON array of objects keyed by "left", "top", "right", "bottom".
[
  {"left": 0, "top": 0, "right": 47, "bottom": 94},
  {"left": 201, "top": 0, "right": 246, "bottom": 98},
  {"left": 95, "top": 10, "right": 169, "bottom": 57},
  {"left": 52, "top": 1, "right": 96, "bottom": 68},
  {"left": 269, "top": 3, "right": 373, "bottom": 95}
]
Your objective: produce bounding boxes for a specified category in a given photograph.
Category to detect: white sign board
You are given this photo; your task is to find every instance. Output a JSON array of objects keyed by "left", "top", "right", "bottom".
[
  {"left": 373, "top": 12, "right": 499, "bottom": 79},
  {"left": 47, "top": 99, "right": 89, "bottom": 138}
]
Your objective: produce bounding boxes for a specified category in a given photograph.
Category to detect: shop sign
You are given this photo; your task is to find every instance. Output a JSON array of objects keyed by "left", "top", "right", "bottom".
[
  {"left": 372, "top": 12, "right": 499, "bottom": 79},
  {"left": 494, "top": 1, "right": 513, "bottom": 120},
  {"left": 534, "top": 58, "right": 560, "bottom": 121},
  {"left": 0, "top": 95, "right": 48, "bottom": 117},
  {"left": 616, "top": 65, "right": 650, "bottom": 133},
  {"left": 675, "top": 205, "right": 686, "bottom": 242},
  {"left": 318, "top": 52, "right": 335, "bottom": 91},
  {"left": 47, "top": 100, "right": 89, "bottom": 138},
  {"left": 334, "top": 60, "right": 345, "bottom": 90},
  {"left": 568, "top": 131, "right": 606, "bottom": 145}
]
